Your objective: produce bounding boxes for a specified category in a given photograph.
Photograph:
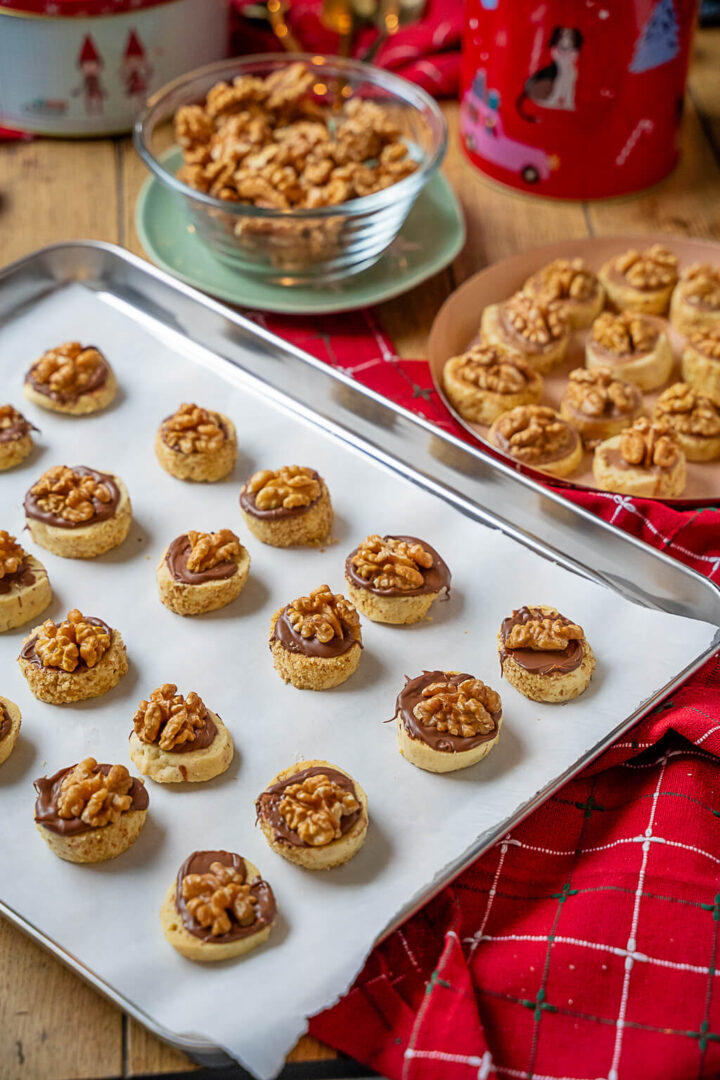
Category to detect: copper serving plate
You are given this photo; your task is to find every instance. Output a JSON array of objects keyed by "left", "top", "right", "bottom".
[{"left": 428, "top": 234, "right": 720, "bottom": 507}]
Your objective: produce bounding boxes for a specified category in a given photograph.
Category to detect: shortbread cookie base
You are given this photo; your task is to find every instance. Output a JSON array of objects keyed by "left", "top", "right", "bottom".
[
  {"left": 26, "top": 477, "right": 132, "bottom": 559},
  {"left": 670, "top": 287, "right": 720, "bottom": 336},
  {"left": 259, "top": 760, "right": 368, "bottom": 870},
  {"left": 593, "top": 435, "right": 687, "bottom": 498},
  {"left": 241, "top": 486, "right": 333, "bottom": 548},
  {"left": 499, "top": 637, "right": 596, "bottom": 704},
  {"left": 0, "top": 433, "right": 34, "bottom": 471},
  {"left": 24, "top": 368, "right": 117, "bottom": 416},
  {"left": 0, "top": 555, "right": 52, "bottom": 632},
  {"left": 585, "top": 333, "right": 673, "bottom": 392},
  {"left": 561, "top": 288, "right": 606, "bottom": 331},
  {"left": 396, "top": 711, "right": 502, "bottom": 773},
  {"left": 659, "top": 427, "right": 720, "bottom": 463},
  {"left": 0, "top": 697, "right": 22, "bottom": 766},
  {"left": 481, "top": 303, "right": 569, "bottom": 374},
  {"left": 156, "top": 548, "right": 250, "bottom": 615},
  {"left": 19, "top": 629, "right": 128, "bottom": 704},
  {"left": 129, "top": 712, "right": 234, "bottom": 783},
  {"left": 269, "top": 609, "right": 361, "bottom": 690},
  {"left": 442, "top": 364, "right": 543, "bottom": 426},
  {"left": 598, "top": 264, "right": 675, "bottom": 316},
  {"left": 160, "top": 859, "right": 273, "bottom": 961},
  {"left": 346, "top": 580, "right": 437, "bottom": 625},
  {"left": 155, "top": 415, "right": 237, "bottom": 482},
  {"left": 36, "top": 807, "right": 147, "bottom": 863},
  {"left": 682, "top": 345, "right": 720, "bottom": 405}
]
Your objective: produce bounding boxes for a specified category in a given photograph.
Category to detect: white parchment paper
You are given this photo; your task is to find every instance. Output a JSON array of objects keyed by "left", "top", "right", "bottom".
[{"left": 0, "top": 283, "right": 715, "bottom": 1078}]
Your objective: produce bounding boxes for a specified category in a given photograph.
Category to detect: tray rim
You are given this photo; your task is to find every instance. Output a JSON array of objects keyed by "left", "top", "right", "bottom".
[
  {"left": 1, "top": 239, "right": 719, "bottom": 1071},
  {"left": 427, "top": 231, "right": 720, "bottom": 508}
]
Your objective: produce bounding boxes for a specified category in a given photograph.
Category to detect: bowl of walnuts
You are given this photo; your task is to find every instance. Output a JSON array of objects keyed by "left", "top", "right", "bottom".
[{"left": 134, "top": 53, "right": 447, "bottom": 285}]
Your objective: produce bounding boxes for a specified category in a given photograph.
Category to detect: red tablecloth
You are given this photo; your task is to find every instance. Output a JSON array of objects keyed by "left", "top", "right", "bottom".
[{"left": 255, "top": 306, "right": 720, "bottom": 1080}]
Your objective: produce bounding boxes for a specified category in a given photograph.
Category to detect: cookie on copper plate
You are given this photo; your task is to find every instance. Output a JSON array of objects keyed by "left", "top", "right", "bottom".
[
  {"left": 523, "top": 257, "right": 605, "bottom": 329},
  {"left": 682, "top": 326, "right": 720, "bottom": 404},
  {"left": 395, "top": 670, "right": 502, "bottom": 773},
  {"left": 34, "top": 757, "right": 148, "bottom": 863},
  {"left": 480, "top": 290, "right": 570, "bottom": 374},
  {"left": 269, "top": 584, "right": 362, "bottom": 690},
  {"left": 598, "top": 244, "right": 678, "bottom": 316},
  {"left": 345, "top": 533, "right": 450, "bottom": 625},
  {"left": 442, "top": 343, "right": 543, "bottom": 426},
  {"left": 24, "top": 342, "right": 117, "bottom": 415},
  {"left": 654, "top": 383, "right": 720, "bottom": 462},
  {"left": 256, "top": 759, "right": 368, "bottom": 870},
  {"left": 0, "top": 531, "right": 52, "bottom": 633},
  {"left": 239, "top": 465, "right": 333, "bottom": 547},
  {"left": 160, "top": 850, "right": 276, "bottom": 962},
  {"left": 670, "top": 263, "right": 720, "bottom": 335},
  {"left": 24, "top": 464, "right": 132, "bottom": 559},
  {"left": 593, "top": 416, "right": 687, "bottom": 499},
  {"left": 18, "top": 608, "right": 128, "bottom": 704},
  {"left": 156, "top": 403, "right": 237, "bottom": 483},
  {"left": 586, "top": 311, "right": 673, "bottom": 392},
  {"left": 560, "top": 368, "right": 642, "bottom": 447},
  {"left": 498, "top": 605, "right": 595, "bottom": 703},
  {"left": 0, "top": 405, "right": 37, "bottom": 470},
  {"left": 157, "top": 528, "right": 250, "bottom": 615},
  {"left": 0, "top": 696, "right": 22, "bottom": 766},
  {"left": 129, "top": 684, "right": 234, "bottom": 784},
  {"left": 488, "top": 405, "right": 582, "bottom": 478}
]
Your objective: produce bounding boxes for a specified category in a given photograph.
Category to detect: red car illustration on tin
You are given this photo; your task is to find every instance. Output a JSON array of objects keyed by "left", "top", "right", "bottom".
[{"left": 460, "top": 72, "right": 560, "bottom": 185}]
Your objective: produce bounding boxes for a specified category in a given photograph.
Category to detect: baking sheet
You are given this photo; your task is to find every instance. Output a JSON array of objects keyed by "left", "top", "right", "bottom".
[{"left": 0, "top": 282, "right": 716, "bottom": 1080}]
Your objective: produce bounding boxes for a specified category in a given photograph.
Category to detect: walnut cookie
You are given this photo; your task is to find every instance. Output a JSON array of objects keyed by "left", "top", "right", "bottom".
[
  {"left": 654, "top": 383, "right": 720, "bottom": 462},
  {"left": 256, "top": 760, "right": 368, "bottom": 870},
  {"left": 560, "top": 368, "right": 642, "bottom": 447},
  {"left": 24, "top": 342, "right": 117, "bottom": 415},
  {"left": 239, "top": 465, "right": 333, "bottom": 547},
  {"left": 34, "top": 757, "right": 148, "bottom": 863},
  {"left": 129, "top": 684, "right": 234, "bottom": 784},
  {"left": 157, "top": 529, "right": 250, "bottom": 615},
  {"left": 488, "top": 405, "right": 582, "bottom": 478},
  {"left": 395, "top": 671, "right": 502, "bottom": 774},
  {"left": 345, "top": 534, "right": 451, "bottom": 625},
  {"left": 670, "top": 263, "right": 720, "bottom": 335},
  {"left": 498, "top": 606, "right": 595, "bottom": 703},
  {"left": 24, "top": 464, "right": 132, "bottom": 559},
  {"left": 523, "top": 257, "right": 605, "bottom": 329},
  {"left": 156, "top": 403, "right": 237, "bottom": 483},
  {"left": 0, "top": 531, "right": 52, "bottom": 633},
  {"left": 442, "top": 343, "right": 543, "bottom": 426},
  {"left": 593, "top": 417, "right": 687, "bottom": 499},
  {"left": 269, "top": 584, "right": 362, "bottom": 690},
  {"left": 598, "top": 244, "right": 678, "bottom": 315},
  {"left": 682, "top": 326, "right": 720, "bottom": 404},
  {"left": 0, "top": 404, "right": 37, "bottom": 470},
  {"left": 18, "top": 609, "right": 128, "bottom": 704},
  {"left": 586, "top": 311, "right": 673, "bottom": 392},
  {"left": 0, "top": 696, "right": 22, "bottom": 766},
  {"left": 160, "top": 850, "right": 277, "bottom": 962},
  {"left": 481, "top": 290, "right": 570, "bottom": 374}
]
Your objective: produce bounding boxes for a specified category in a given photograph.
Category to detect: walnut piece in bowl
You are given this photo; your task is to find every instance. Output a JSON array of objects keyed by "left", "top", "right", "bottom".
[
  {"left": 129, "top": 683, "right": 234, "bottom": 784},
  {"left": 134, "top": 56, "right": 446, "bottom": 283}
]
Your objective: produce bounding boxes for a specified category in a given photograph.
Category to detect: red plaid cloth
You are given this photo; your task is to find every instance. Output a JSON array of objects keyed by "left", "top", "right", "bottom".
[{"left": 255, "top": 307, "right": 720, "bottom": 1079}]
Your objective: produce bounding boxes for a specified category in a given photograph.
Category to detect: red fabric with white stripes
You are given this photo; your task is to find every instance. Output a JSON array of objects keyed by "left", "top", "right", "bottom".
[{"left": 254, "top": 306, "right": 720, "bottom": 1080}]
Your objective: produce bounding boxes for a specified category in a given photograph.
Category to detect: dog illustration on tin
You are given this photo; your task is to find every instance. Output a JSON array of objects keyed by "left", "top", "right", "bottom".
[{"left": 517, "top": 26, "right": 584, "bottom": 121}]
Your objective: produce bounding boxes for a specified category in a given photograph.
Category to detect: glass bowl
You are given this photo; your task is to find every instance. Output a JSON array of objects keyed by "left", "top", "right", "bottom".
[{"left": 133, "top": 53, "right": 447, "bottom": 286}]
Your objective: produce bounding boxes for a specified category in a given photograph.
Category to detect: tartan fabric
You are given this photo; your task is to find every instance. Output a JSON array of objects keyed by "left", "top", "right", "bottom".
[{"left": 253, "top": 308, "right": 720, "bottom": 1079}]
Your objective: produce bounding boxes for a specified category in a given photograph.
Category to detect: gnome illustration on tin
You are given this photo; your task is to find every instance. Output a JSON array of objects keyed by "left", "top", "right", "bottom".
[
  {"left": 120, "top": 30, "right": 153, "bottom": 100},
  {"left": 72, "top": 35, "right": 106, "bottom": 115},
  {"left": 516, "top": 26, "right": 584, "bottom": 121}
]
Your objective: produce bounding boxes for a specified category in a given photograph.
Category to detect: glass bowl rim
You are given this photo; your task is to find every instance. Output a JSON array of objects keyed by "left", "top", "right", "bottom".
[{"left": 133, "top": 51, "right": 448, "bottom": 221}]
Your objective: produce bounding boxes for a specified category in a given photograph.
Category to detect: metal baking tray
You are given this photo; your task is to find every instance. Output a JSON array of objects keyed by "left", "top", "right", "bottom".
[{"left": 1, "top": 242, "right": 719, "bottom": 1075}]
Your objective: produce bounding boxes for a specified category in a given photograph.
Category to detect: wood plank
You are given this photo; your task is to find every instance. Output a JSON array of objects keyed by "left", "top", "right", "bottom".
[
  {"left": 0, "top": 138, "right": 119, "bottom": 262},
  {"left": 0, "top": 916, "right": 123, "bottom": 1080}
]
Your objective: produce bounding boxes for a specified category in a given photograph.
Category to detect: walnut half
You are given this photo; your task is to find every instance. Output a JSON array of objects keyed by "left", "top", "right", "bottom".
[
  {"left": 614, "top": 244, "right": 678, "bottom": 289},
  {"left": 182, "top": 862, "right": 257, "bottom": 936},
  {"left": 0, "top": 531, "right": 25, "bottom": 580},
  {"left": 186, "top": 529, "right": 242, "bottom": 573},
  {"left": 279, "top": 773, "right": 360, "bottom": 846},
  {"left": 619, "top": 417, "right": 681, "bottom": 469},
  {"left": 29, "top": 465, "right": 114, "bottom": 524},
  {"left": 564, "top": 368, "right": 637, "bottom": 418},
  {"left": 526, "top": 258, "right": 598, "bottom": 302},
  {"left": 681, "top": 263, "right": 720, "bottom": 309},
  {"left": 413, "top": 678, "right": 500, "bottom": 738},
  {"left": 57, "top": 757, "right": 133, "bottom": 827},
  {"left": 29, "top": 342, "right": 106, "bottom": 395},
  {"left": 133, "top": 684, "right": 208, "bottom": 751},
  {"left": 246, "top": 465, "right": 320, "bottom": 510},
  {"left": 502, "top": 291, "right": 568, "bottom": 345},
  {"left": 446, "top": 344, "right": 535, "bottom": 394},
  {"left": 689, "top": 326, "right": 720, "bottom": 360},
  {"left": 493, "top": 405, "right": 576, "bottom": 465},
  {"left": 505, "top": 611, "right": 583, "bottom": 651},
  {"left": 34, "top": 610, "right": 110, "bottom": 672},
  {"left": 351, "top": 535, "right": 433, "bottom": 592},
  {"left": 591, "top": 311, "right": 657, "bottom": 355},
  {"left": 655, "top": 383, "right": 720, "bottom": 438},
  {"left": 286, "top": 585, "right": 359, "bottom": 644},
  {"left": 161, "top": 403, "right": 227, "bottom": 454}
]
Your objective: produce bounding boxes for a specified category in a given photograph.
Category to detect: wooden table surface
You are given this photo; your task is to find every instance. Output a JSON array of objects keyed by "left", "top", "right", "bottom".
[{"left": 2, "top": 28, "right": 720, "bottom": 1080}]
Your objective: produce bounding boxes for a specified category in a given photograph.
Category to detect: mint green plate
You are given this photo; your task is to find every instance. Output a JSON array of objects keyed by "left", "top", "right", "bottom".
[{"left": 135, "top": 168, "right": 465, "bottom": 314}]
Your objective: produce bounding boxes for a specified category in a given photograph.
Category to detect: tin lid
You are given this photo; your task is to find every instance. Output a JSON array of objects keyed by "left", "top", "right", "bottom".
[{"left": 0, "top": 0, "right": 179, "bottom": 15}]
